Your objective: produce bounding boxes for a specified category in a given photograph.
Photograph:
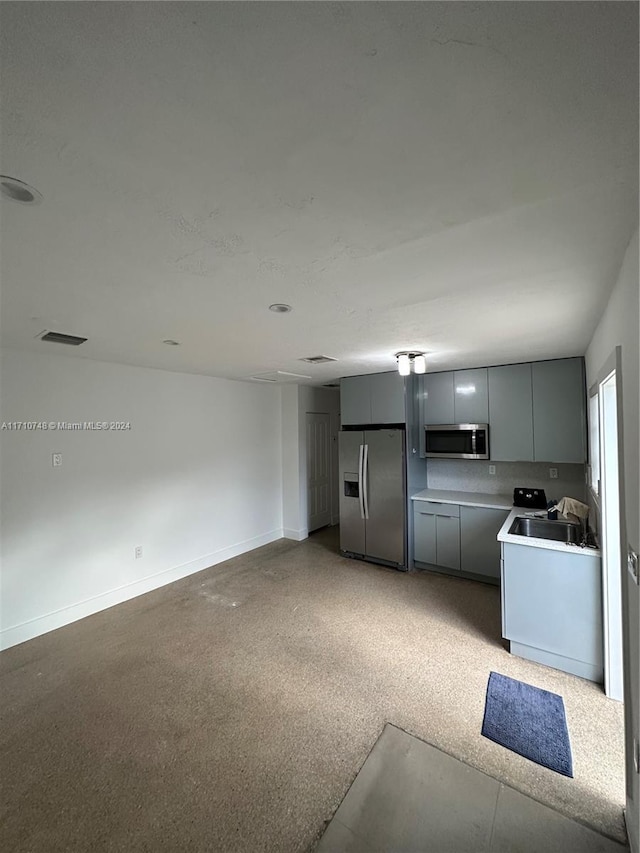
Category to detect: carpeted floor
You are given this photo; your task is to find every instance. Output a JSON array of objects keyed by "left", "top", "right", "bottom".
[{"left": 0, "top": 527, "right": 626, "bottom": 852}]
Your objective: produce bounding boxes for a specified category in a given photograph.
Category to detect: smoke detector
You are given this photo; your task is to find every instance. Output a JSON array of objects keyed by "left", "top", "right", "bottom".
[{"left": 1, "top": 175, "right": 43, "bottom": 204}]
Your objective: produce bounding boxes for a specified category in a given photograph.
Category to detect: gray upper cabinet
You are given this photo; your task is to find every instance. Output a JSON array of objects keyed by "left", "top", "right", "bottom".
[
  {"left": 341, "top": 372, "right": 405, "bottom": 426},
  {"left": 488, "top": 363, "right": 534, "bottom": 461},
  {"left": 422, "top": 372, "right": 454, "bottom": 424},
  {"left": 370, "top": 372, "right": 406, "bottom": 424},
  {"left": 454, "top": 368, "right": 488, "bottom": 424},
  {"left": 340, "top": 376, "right": 372, "bottom": 425},
  {"left": 532, "top": 358, "right": 586, "bottom": 463}
]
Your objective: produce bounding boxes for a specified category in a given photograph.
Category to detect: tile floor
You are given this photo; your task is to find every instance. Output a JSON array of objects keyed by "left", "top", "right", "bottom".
[{"left": 316, "top": 724, "right": 629, "bottom": 853}]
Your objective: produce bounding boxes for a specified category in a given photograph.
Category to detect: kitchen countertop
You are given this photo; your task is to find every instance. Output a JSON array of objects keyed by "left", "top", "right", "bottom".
[
  {"left": 497, "top": 507, "right": 601, "bottom": 556},
  {"left": 410, "top": 489, "right": 512, "bottom": 511}
]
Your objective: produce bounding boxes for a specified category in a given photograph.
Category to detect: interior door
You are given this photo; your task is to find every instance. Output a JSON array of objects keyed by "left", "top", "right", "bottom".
[
  {"left": 363, "top": 429, "right": 405, "bottom": 566},
  {"left": 339, "top": 431, "right": 365, "bottom": 555},
  {"left": 307, "top": 412, "right": 331, "bottom": 533}
]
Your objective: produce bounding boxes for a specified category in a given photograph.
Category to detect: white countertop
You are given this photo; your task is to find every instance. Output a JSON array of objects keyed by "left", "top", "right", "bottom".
[
  {"left": 410, "top": 489, "right": 512, "bottom": 511},
  {"left": 497, "top": 507, "right": 601, "bottom": 556}
]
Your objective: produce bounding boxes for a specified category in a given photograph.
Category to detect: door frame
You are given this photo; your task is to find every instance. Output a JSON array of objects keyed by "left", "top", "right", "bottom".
[{"left": 589, "top": 347, "right": 625, "bottom": 702}]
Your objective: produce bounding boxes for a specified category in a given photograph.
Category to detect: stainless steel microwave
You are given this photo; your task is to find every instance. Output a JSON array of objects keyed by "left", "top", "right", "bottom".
[{"left": 425, "top": 424, "right": 489, "bottom": 460}]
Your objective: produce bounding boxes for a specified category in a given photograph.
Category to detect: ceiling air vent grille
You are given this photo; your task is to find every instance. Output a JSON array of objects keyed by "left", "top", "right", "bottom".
[
  {"left": 249, "top": 371, "right": 312, "bottom": 383},
  {"left": 299, "top": 355, "right": 338, "bottom": 364},
  {"left": 40, "top": 331, "right": 88, "bottom": 346}
]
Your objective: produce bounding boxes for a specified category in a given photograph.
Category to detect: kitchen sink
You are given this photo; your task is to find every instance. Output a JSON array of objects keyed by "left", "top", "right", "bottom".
[{"left": 508, "top": 516, "right": 581, "bottom": 544}]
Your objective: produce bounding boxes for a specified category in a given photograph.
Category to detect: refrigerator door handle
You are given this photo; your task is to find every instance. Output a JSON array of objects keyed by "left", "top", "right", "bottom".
[
  {"left": 358, "top": 443, "right": 365, "bottom": 519},
  {"left": 363, "top": 443, "right": 370, "bottom": 520}
]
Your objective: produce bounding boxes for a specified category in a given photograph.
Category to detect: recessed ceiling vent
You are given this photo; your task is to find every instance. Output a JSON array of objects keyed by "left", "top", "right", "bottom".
[
  {"left": 249, "top": 370, "right": 312, "bottom": 383},
  {"left": 40, "top": 331, "right": 87, "bottom": 346},
  {"left": 323, "top": 383, "right": 340, "bottom": 388},
  {"left": 299, "top": 355, "right": 338, "bottom": 364}
]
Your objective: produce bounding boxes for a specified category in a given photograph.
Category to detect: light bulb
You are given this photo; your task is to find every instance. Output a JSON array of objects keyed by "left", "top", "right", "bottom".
[
  {"left": 413, "top": 354, "right": 426, "bottom": 374},
  {"left": 397, "top": 353, "right": 410, "bottom": 376}
]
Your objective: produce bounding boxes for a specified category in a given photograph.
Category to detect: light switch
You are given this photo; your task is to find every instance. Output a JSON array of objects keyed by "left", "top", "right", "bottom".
[{"left": 52, "top": 453, "right": 62, "bottom": 467}]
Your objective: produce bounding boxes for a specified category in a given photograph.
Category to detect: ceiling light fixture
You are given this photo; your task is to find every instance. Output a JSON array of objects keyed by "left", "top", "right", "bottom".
[
  {"left": 268, "top": 303, "right": 292, "bottom": 314},
  {"left": 0, "top": 175, "right": 43, "bottom": 204},
  {"left": 395, "top": 351, "right": 427, "bottom": 376}
]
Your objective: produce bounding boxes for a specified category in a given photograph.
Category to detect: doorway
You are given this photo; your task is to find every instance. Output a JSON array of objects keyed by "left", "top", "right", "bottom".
[{"left": 306, "top": 412, "right": 332, "bottom": 532}]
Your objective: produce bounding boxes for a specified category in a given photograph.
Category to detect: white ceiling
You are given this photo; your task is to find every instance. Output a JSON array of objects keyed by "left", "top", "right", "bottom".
[{"left": 1, "top": 2, "right": 637, "bottom": 384}]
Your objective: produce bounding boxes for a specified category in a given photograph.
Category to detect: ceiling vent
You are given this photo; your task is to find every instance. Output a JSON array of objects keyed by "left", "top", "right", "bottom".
[
  {"left": 40, "top": 331, "right": 87, "bottom": 346},
  {"left": 323, "top": 383, "right": 340, "bottom": 388},
  {"left": 299, "top": 355, "right": 338, "bottom": 364},
  {"left": 249, "top": 370, "right": 312, "bottom": 383}
]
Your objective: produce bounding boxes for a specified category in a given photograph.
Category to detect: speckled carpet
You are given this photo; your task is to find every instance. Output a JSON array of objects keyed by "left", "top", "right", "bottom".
[{"left": 0, "top": 527, "right": 626, "bottom": 851}]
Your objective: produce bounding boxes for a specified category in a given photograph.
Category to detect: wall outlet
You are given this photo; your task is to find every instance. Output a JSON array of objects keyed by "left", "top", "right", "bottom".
[
  {"left": 549, "top": 468, "right": 558, "bottom": 479},
  {"left": 52, "top": 453, "right": 62, "bottom": 467},
  {"left": 488, "top": 465, "right": 496, "bottom": 475},
  {"left": 134, "top": 546, "right": 143, "bottom": 559}
]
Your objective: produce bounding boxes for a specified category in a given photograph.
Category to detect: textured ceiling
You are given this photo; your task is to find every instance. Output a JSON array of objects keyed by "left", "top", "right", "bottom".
[{"left": 0, "top": 2, "right": 638, "bottom": 384}]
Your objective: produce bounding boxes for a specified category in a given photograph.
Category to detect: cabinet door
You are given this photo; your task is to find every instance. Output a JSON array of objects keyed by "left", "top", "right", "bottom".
[
  {"left": 532, "top": 358, "right": 586, "bottom": 462},
  {"left": 436, "top": 514, "right": 460, "bottom": 570},
  {"left": 502, "top": 542, "right": 602, "bottom": 670},
  {"left": 460, "top": 506, "right": 509, "bottom": 578},
  {"left": 423, "top": 372, "right": 454, "bottom": 424},
  {"left": 454, "top": 368, "right": 488, "bottom": 424},
  {"left": 488, "top": 364, "right": 534, "bottom": 461},
  {"left": 370, "top": 372, "right": 405, "bottom": 424},
  {"left": 413, "top": 506, "right": 437, "bottom": 564},
  {"left": 340, "top": 376, "right": 371, "bottom": 426}
]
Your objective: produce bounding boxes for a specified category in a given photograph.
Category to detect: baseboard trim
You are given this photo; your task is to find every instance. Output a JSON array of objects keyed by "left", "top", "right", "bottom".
[
  {"left": 283, "top": 527, "right": 308, "bottom": 541},
  {"left": 0, "top": 528, "right": 284, "bottom": 651}
]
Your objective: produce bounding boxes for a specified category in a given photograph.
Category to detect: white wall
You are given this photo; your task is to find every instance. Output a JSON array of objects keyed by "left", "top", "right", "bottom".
[
  {"left": 0, "top": 349, "right": 283, "bottom": 649},
  {"left": 585, "top": 228, "right": 639, "bottom": 853}
]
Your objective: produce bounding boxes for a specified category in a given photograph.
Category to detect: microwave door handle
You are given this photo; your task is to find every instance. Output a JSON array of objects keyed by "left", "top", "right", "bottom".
[
  {"left": 363, "top": 443, "right": 370, "bottom": 520},
  {"left": 358, "top": 443, "right": 365, "bottom": 519},
  {"left": 471, "top": 431, "right": 477, "bottom": 455}
]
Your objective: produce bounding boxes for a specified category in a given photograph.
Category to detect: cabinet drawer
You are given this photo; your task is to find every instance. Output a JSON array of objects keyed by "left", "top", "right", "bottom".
[{"left": 419, "top": 501, "right": 460, "bottom": 517}]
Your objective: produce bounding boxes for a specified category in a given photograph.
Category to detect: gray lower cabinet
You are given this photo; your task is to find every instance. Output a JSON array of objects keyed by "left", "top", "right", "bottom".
[
  {"left": 501, "top": 541, "right": 602, "bottom": 682},
  {"left": 413, "top": 502, "right": 460, "bottom": 570},
  {"left": 460, "top": 506, "right": 509, "bottom": 579},
  {"left": 532, "top": 358, "right": 586, "bottom": 463},
  {"left": 436, "top": 514, "right": 460, "bottom": 570},
  {"left": 414, "top": 501, "right": 507, "bottom": 582},
  {"left": 488, "top": 363, "right": 534, "bottom": 461},
  {"left": 413, "top": 506, "right": 437, "bottom": 565}
]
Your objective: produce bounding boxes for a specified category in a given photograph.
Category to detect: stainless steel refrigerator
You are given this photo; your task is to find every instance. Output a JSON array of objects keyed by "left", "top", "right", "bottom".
[{"left": 339, "top": 428, "right": 407, "bottom": 569}]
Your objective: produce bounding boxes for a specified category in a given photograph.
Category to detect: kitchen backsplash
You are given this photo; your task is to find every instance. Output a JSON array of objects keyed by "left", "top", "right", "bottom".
[{"left": 426, "top": 459, "right": 587, "bottom": 503}]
